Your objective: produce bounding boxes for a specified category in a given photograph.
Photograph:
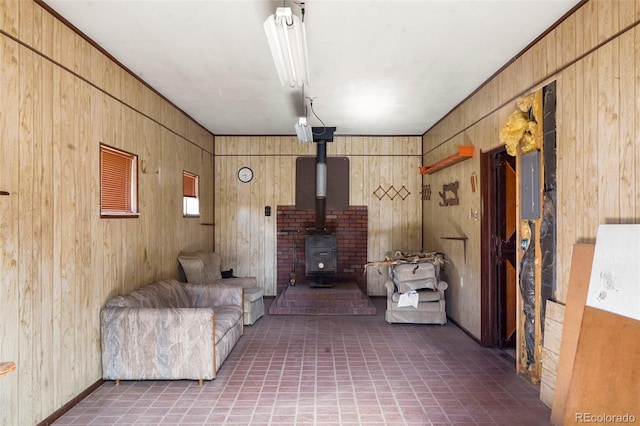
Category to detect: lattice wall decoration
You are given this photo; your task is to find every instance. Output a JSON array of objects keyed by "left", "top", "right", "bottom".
[
  {"left": 373, "top": 185, "right": 411, "bottom": 201},
  {"left": 421, "top": 184, "right": 431, "bottom": 201}
]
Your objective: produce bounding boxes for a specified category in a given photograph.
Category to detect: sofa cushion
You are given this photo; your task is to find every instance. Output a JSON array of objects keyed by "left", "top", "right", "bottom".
[
  {"left": 104, "top": 279, "right": 190, "bottom": 308},
  {"left": 178, "top": 251, "right": 222, "bottom": 284},
  {"left": 391, "top": 289, "right": 441, "bottom": 303},
  {"left": 393, "top": 262, "right": 438, "bottom": 293}
]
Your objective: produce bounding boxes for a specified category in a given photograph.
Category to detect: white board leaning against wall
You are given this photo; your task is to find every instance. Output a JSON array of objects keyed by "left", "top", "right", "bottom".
[{"left": 586, "top": 224, "right": 640, "bottom": 321}]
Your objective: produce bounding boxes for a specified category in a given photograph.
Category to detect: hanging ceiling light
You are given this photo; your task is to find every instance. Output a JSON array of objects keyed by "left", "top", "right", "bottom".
[
  {"left": 263, "top": 6, "right": 310, "bottom": 88},
  {"left": 294, "top": 117, "right": 313, "bottom": 143}
]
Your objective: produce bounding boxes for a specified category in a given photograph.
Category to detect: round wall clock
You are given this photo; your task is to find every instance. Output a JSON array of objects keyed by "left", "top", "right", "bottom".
[{"left": 238, "top": 166, "right": 253, "bottom": 183}]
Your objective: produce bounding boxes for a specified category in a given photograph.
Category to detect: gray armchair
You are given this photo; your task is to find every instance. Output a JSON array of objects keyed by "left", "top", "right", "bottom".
[{"left": 384, "top": 261, "right": 447, "bottom": 325}]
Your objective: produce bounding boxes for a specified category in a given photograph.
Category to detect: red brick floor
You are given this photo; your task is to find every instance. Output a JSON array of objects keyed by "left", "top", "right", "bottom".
[{"left": 53, "top": 298, "right": 551, "bottom": 425}]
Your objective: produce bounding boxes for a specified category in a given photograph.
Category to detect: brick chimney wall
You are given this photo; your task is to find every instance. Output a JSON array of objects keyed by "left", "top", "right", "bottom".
[{"left": 276, "top": 205, "right": 368, "bottom": 295}]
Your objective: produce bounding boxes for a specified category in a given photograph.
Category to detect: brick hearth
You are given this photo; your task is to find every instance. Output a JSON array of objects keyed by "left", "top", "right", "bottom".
[
  {"left": 274, "top": 205, "right": 371, "bottom": 315},
  {"left": 276, "top": 206, "right": 368, "bottom": 295},
  {"left": 268, "top": 281, "right": 376, "bottom": 315}
]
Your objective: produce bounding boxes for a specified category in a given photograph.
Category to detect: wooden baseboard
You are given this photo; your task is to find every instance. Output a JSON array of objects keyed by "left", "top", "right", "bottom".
[
  {"left": 36, "top": 379, "right": 104, "bottom": 426},
  {"left": 446, "top": 316, "right": 481, "bottom": 345}
]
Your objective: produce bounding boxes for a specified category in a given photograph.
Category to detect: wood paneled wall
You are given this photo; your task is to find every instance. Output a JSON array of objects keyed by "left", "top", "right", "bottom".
[
  {"left": 422, "top": 0, "right": 640, "bottom": 341},
  {"left": 0, "top": 2, "right": 214, "bottom": 425},
  {"left": 214, "top": 136, "right": 422, "bottom": 296}
]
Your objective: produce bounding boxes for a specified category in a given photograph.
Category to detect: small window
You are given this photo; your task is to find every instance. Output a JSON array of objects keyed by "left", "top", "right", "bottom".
[
  {"left": 100, "top": 144, "right": 139, "bottom": 218},
  {"left": 183, "top": 171, "right": 200, "bottom": 217}
]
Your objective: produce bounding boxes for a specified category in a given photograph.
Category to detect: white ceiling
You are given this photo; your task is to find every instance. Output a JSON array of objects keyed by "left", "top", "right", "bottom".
[{"left": 43, "top": 0, "right": 580, "bottom": 136}]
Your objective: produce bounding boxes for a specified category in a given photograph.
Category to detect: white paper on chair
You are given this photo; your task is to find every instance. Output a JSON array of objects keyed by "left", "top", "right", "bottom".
[
  {"left": 398, "top": 291, "right": 419, "bottom": 309},
  {"left": 585, "top": 224, "right": 640, "bottom": 321}
]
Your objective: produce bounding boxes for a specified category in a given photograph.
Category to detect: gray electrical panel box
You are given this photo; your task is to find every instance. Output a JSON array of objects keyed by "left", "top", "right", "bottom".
[{"left": 521, "top": 150, "right": 541, "bottom": 220}]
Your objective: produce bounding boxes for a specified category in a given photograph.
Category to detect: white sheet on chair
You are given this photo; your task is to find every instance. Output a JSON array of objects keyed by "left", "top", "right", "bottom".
[{"left": 397, "top": 290, "right": 419, "bottom": 309}]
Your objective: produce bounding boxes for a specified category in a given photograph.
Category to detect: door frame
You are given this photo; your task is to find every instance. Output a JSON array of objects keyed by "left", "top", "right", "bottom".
[{"left": 480, "top": 146, "right": 507, "bottom": 347}]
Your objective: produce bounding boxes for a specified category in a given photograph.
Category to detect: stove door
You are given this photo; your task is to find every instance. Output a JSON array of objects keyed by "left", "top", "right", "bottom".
[{"left": 305, "top": 235, "right": 337, "bottom": 275}]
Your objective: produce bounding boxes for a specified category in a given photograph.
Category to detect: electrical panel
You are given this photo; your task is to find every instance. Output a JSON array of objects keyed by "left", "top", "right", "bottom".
[{"left": 521, "top": 150, "right": 541, "bottom": 220}]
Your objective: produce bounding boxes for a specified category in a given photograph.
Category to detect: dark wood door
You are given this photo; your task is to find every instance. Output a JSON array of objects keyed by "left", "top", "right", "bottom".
[
  {"left": 495, "top": 152, "right": 517, "bottom": 348},
  {"left": 480, "top": 147, "right": 517, "bottom": 348}
]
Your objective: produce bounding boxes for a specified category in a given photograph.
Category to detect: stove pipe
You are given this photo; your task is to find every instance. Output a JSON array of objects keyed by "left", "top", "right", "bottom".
[
  {"left": 311, "top": 126, "right": 335, "bottom": 231},
  {"left": 315, "top": 140, "right": 327, "bottom": 230}
]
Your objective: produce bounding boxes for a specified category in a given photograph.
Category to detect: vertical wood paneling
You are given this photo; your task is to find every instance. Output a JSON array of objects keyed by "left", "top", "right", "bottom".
[
  {"left": 619, "top": 0, "right": 636, "bottom": 28},
  {"left": 2, "top": 0, "right": 639, "bottom": 422},
  {"left": 88, "top": 77, "right": 103, "bottom": 383},
  {"left": 59, "top": 69, "right": 78, "bottom": 406},
  {"left": 0, "top": 0, "right": 18, "bottom": 37},
  {"left": 0, "top": 3, "right": 214, "bottom": 424},
  {"left": 0, "top": 34, "right": 20, "bottom": 426},
  {"left": 422, "top": 0, "right": 640, "bottom": 344},
  {"left": 574, "top": 54, "right": 586, "bottom": 244},
  {"left": 214, "top": 135, "right": 422, "bottom": 296},
  {"left": 423, "top": 129, "right": 482, "bottom": 335},
  {"left": 582, "top": 46, "right": 599, "bottom": 240},
  {"left": 636, "top": 26, "right": 640, "bottom": 221},
  {"left": 30, "top": 46, "right": 45, "bottom": 423},
  {"left": 597, "top": 39, "right": 620, "bottom": 224},
  {"left": 77, "top": 37, "right": 92, "bottom": 392},
  {"left": 18, "top": 44, "right": 37, "bottom": 425},
  {"left": 249, "top": 137, "right": 262, "bottom": 282},
  {"left": 263, "top": 137, "right": 276, "bottom": 295},
  {"left": 545, "top": 28, "right": 559, "bottom": 77},
  {"left": 557, "top": 70, "right": 574, "bottom": 305},
  {"left": 378, "top": 137, "right": 393, "bottom": 272},
  {"left": 618, "top": 30, "right": 635, "bottom": 222},
  {"left": 556, "top": 12, "right": 577, "bottom": 305},
  {"left": 50, "top": 48, "right": 64, "bottom": 412},
  {"left": 366, "top": 137, "right": 383, "bottom": 293},
  {"left": 596, "top": 0, "right": 618, "bottom": 44},
  {"left": 39, "top": 50, "right": 55, "bottom": 419},
  {"left": 236, "top": 138, "right": 250, "bottom": 277}
]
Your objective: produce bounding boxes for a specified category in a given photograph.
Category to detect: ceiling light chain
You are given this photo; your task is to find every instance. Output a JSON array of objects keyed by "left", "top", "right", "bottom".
[
  {"left": 309, "top": 97, "right": 326, "bottom": 134},
  {"left": 301, "top": 84, "right": 308, "bottom": 119}
]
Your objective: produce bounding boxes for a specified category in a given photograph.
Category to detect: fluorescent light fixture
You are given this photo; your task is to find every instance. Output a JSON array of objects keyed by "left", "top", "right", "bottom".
[
  {"left": 295, "top": 117, "right": 313, "bottom": 143},
  {"left": 263, "top": 7, "right": 310, "bottom": 88}
]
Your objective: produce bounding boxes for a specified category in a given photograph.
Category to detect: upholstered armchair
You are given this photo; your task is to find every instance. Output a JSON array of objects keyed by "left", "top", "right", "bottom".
[
  {"left": 178, "top": 251, "right": 265, "bottom": 325},
  {"left": 384, "top": 261, "right": 448, "bottom": 325}
]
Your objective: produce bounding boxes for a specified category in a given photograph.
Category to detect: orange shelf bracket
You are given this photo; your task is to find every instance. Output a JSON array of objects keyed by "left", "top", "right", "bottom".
[{"left": 419, "top": 145, "right": 474, "bottom": 175}]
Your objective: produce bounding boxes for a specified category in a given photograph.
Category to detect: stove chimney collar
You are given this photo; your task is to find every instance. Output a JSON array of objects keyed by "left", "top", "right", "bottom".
[{"left": 312, "top": 127, "right": 336, "bottom": 142}]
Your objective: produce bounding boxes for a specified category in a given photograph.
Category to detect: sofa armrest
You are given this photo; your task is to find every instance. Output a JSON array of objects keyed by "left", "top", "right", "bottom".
[
  {"left": 220, "top": 276, "right": 257, "bottom": 288},
  {"left": 437, "top": 281, "right": 448, "bottom": 292},
  {"left": 184, "top": 283, "right": 243, "bottom": 308},
  {"left": 101, "top": 307, "right": 215, "bottom": 380},
  {"left": 384, "top": 280, "right": 396, "bottom": 298}
]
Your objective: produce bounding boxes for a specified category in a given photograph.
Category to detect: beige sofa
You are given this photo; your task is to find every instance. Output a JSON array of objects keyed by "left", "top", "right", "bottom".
[
  {"left": 100, "top": 279, "right": 243, "bottom": 383},
  {"left": 384, "top": 261, "right": 448, "bottom": 325},
  {"left": 178, "top": 251, "right": 265, "bottom": 325}
]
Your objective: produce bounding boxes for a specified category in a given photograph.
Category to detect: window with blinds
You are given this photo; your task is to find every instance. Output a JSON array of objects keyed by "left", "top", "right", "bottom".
[
  {"left": 100, "top": 144, "right": 139, "bottom": 217},
  {"left": 183, "top": 171, "right": 200, "bottom": 217}
]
